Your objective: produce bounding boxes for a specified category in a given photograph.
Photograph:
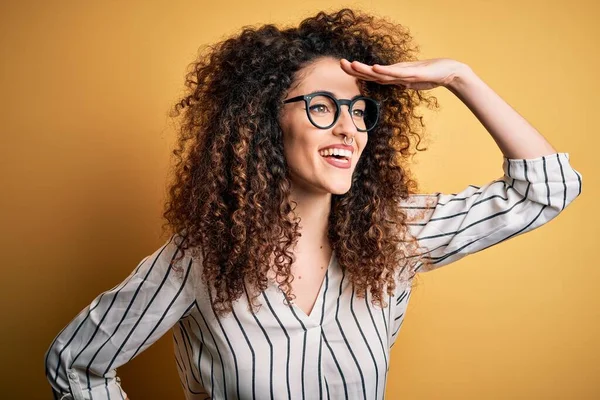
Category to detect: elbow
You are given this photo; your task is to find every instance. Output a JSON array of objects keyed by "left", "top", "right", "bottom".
[
  {"left": 555, "top": 174, "right": 583, "bottom": 212},
  {"left": 527, "top": 170, "right": 583, "bottom": 213}
]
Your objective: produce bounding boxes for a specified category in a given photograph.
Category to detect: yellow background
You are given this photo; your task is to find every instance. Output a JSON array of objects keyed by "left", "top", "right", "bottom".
[{"left": 1, "top": 1, "right": 596, "bottom": 399}]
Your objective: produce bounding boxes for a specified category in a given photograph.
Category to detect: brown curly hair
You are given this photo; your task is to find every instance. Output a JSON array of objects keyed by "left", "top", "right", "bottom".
[{"left": 161, "top": 8, "right": 439, "bottom": 317}]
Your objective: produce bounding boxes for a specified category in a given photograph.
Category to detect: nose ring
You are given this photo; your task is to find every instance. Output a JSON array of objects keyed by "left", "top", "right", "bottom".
[{"left": 343, "top": 136, "right": 354, "bottom": 146}]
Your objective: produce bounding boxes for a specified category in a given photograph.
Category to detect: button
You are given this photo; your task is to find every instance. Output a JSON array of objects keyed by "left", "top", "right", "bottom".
[{"left": 68, "top": 371, "right": 77, "bottom": 380}]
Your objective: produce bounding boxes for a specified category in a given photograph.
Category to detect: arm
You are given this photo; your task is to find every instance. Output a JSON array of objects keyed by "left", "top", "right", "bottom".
[
  {"left": 44, "top": 234, "right": 199, "bottom": 400},
  {"left": 343, "top": 57, "right": 561, "bottom": 160},
  {"left": 446, "top": 64, "right": 557, "bottom": 160},
  {"left": 400, "top": 151, "right": 582, "bottom": 272},
  {"left": 348, "top": 59, "right": 583, "bottom": 344},
  {"left": 404, "top": 63, "right": 583, "bottom": 270},
  {"left": 387, "top": 151, "right": 582, "bottom": 348}
]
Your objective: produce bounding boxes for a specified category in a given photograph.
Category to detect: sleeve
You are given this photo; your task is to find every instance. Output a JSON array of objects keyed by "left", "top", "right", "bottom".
[
  {"left": 387, "top": 152, "right": 582, "bottom": 348},
  {"left": 399, "top": 152, "right": 583, "bottom": 273},
  {"left": 44, "top": 234, "right": 199, "bottom": 400}
]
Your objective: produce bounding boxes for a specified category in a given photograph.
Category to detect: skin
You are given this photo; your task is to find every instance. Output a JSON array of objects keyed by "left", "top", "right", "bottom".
[
  {"left": 339, "top": 57, "right": 556, "bottom": 158},
  {"left": 277, "top": 56, "right": 368, "bottom": 315},
  {"left": 279, "top": 56, "right": 368, "bottom": 241}
]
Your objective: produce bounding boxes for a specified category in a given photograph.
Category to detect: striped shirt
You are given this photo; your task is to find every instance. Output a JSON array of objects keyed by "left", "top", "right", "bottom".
[{"left": 45, "top": 152, "right": 582, "bottom": 400}]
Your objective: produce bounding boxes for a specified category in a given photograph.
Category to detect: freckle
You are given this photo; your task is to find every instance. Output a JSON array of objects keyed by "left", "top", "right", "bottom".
[
  {"left": 320, "top": 246, "right": 323, "bottom": 249},
  {"left": 321, "top": 267, "right": 324, "bottom": 269},
  {"left": 298, "top": 275, "right": 302, "bottom": 279}
]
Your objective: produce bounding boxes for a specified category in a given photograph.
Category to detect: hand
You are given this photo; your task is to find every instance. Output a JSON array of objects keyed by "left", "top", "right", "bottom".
[{"left": 340, "top": 58, "right": 469, "bottom": 91}]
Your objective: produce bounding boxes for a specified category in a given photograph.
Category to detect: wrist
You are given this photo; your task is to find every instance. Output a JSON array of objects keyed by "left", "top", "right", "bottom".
[{"left": 445, "top": 63, "right": 477, "bottom": 93}]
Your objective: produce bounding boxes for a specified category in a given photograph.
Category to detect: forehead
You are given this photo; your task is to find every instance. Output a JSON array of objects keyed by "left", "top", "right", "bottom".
[{"left": 290, "top": 57, "right": 362, "bottom": 97}]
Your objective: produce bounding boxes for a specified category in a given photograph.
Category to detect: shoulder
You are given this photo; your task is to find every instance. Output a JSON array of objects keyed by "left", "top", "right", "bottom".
[{"left": 396, "top": 193, "right": 439, "bottom": 224}]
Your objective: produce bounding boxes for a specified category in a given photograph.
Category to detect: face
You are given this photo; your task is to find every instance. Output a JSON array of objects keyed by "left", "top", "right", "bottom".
[{"left": 279, "top": 57, "right": 368, "bottom": 196}]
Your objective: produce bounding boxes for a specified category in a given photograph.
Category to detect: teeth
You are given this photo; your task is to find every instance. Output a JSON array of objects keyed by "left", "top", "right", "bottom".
[{"left": 319, "top": 148, "right": 352, "bottom": 159}]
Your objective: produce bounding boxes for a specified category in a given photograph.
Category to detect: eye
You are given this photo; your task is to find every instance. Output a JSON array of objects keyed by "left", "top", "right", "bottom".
[
  {"left": 352, "top": 109, "right": 365, "bottom": 117},
  {"left": 309, "top": 103, "right": 331, "bottom": 114}
]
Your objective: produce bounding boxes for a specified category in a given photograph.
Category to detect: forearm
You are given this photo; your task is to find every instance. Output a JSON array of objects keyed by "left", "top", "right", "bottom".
[{"left": 446, "top": 65, "right": 557, "bottom": 160}]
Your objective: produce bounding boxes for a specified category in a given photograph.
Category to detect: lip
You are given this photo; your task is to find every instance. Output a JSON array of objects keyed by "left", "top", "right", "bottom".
[{"left": 321, "top": 154, "right": 352, "bottom": 169}]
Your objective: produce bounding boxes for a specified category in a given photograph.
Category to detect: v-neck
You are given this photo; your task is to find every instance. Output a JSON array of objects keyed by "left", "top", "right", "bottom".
[{"left": 286, "top": 249, "right": 335, "bottom": 325}]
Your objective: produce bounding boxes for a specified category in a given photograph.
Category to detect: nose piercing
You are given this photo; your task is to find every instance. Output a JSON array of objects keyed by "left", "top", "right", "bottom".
[{"left": 343, "top": 136, "right": 354, "bottom": 146}]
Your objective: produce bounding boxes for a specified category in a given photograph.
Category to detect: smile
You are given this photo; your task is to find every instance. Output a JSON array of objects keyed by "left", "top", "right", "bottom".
[
  {"left": 320, "top": 152, "right": 351, "bottom": 169},
  {"left": 318, "top": 148, "right": 352, "bottom": 160}
]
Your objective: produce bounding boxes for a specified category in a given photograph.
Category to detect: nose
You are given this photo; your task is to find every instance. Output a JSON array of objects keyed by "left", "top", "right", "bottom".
[{"left": 332, "top": 104, "right": 358, "bottom": 138}]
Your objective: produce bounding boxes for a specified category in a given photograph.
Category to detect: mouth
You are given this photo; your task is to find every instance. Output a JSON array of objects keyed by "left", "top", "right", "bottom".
[
  {"left": 318, "top": 148, "right": 352, "bottom": 161},
  {"left": 319, "top": 149, "right": 352, "bottom": 169}
]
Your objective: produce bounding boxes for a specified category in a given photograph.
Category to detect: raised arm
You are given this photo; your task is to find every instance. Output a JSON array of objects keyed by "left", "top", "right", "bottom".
[
  {"left": 402, "top": 151, "right": 582, "bottom": 272},
  {"left": 44, "top": 234, "right": 199, "bottom": 400},
  {"left": 347, "top": 58, "right": 586, "bottom": 347},
  {"left": 387, "top": 150, "right": 582, "bottom": 348},
  {"left": 341, "top": 58, "right": 583, "bottom": 267}
]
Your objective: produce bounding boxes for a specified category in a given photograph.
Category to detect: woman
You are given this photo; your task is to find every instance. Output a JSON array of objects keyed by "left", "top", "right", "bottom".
[{"left": 44, "top": 8, "right": 582, "bottom": 400}]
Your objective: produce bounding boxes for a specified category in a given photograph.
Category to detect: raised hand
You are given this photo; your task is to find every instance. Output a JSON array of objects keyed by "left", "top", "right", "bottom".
[{"left": 340, "top": 57, "right": 468, "bottom": 90}]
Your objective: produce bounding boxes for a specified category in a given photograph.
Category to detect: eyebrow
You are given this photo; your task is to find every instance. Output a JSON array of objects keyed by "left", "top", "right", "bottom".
[{"left": 313, "top": 90, "right": 363, "bottom": 99}]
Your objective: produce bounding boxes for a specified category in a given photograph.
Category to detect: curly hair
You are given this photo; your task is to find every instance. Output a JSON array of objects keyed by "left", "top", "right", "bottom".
[{"left": 162, "top": 8, "right": 439, "bottom": 317}]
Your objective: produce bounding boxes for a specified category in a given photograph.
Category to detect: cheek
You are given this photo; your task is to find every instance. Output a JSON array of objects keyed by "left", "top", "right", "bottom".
[
  {"left": 282, "top": 133, "right": 310, "bottom": 170},
  {"left": 357, "top": 138, "right": 368, "bottom": 159},
  {"left": 282, "top": 126, "right": 318, "bottom": 163},
  {"left": 285, "top": 138, "right": 315, "bottom": 169}
]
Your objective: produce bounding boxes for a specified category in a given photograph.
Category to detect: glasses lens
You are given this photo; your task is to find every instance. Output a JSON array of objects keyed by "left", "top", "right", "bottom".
[
  {"left": 352, "top": 98, "right": 379, "bottom": 131},
  {"left": 307, "top": 94, "right": 338, "bottom": 128}
]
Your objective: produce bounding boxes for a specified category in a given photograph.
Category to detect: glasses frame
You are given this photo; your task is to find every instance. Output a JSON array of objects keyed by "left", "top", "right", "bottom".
[{"left": 282, "top": 91, "right": 381, "bottom": 132}]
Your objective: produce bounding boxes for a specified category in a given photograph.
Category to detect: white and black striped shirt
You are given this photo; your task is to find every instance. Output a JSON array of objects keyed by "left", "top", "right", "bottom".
[{"left": 45, "top": 152, "right": 582, "bottom": 400}]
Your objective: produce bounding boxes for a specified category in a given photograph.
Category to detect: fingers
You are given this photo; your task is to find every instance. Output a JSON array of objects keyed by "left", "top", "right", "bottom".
[
  {"left": 340, "top": 59, "right": 420, "bottom": 88},
  {"left": 373, "top": 64, "right": 416, "bottom": 79},
  {"left": 340, "top": 59, "right": 409, "bottom": 84},
  {"left": 346, "top": 60, "right": 383, "bottom": 79},
  {"left": 340, "top": 59, "right": 375, "bottom": 81}
]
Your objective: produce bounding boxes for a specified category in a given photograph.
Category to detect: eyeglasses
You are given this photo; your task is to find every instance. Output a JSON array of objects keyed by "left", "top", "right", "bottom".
[{"left": 282, "top": 91, "right": 381, "bottom": 132}]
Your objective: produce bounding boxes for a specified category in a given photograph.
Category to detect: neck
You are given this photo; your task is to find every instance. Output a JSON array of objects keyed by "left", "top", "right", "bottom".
[{"left": 289, "top": 189, "right": 332, "bottom": 248}]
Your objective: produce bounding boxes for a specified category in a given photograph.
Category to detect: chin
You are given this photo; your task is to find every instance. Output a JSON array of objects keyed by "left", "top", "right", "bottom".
[{"left": 327, "top": 183, "right": 352, "bottom": 195}]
